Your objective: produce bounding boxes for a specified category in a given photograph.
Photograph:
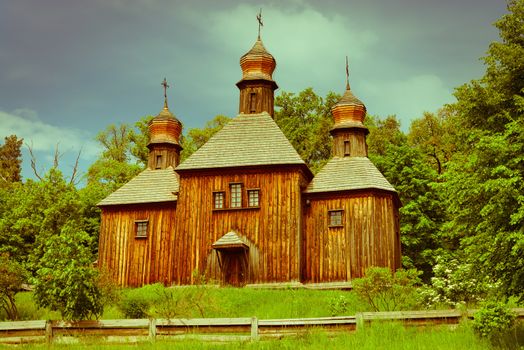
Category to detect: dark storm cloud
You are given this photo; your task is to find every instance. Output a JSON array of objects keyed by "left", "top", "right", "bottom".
[{"left": 0, "top": 0, "right": 510, "bottom": 180}]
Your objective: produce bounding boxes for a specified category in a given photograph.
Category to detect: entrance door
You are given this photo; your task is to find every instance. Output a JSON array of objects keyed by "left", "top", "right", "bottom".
[{"left": 223, "top": 251, "right": 246, "bottom": 287}]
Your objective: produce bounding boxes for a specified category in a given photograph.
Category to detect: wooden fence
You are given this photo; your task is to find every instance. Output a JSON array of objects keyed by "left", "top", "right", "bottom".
[{"left": 1, "top": 309, "right": 523, "bottom": 344}]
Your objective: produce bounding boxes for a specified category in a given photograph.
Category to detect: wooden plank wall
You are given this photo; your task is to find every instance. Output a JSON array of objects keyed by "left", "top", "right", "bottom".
[
  {"left": 173, "top": 167, "right": 307, "bottom": 285},
  {"left": 331, "top": 129, "right": 368, "bottom": 157},
  {"left": 238, "top": 83, "right": 275, "bottom": 117},
  {"left": 302, "top": 191, "right": 400, "bottom": 283},
  {"left": 98, "top": 203, "right": 177, "bottom": 287}
]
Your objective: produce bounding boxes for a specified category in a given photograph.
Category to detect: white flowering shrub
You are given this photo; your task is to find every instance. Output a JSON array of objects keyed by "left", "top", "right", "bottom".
[{"left": 421, "top": 257, "right": 498, "bottom": 308}]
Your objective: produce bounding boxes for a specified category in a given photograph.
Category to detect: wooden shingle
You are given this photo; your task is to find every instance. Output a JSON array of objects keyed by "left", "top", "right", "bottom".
[
  {"left": 305, "top": 157, "right": 396, "bottom": 193},
  {"left": 97, "top": 167, "right": 179, "bottom": 206},
  {"left": 176, "top": 112, "right": 305, "bottom": 171}
]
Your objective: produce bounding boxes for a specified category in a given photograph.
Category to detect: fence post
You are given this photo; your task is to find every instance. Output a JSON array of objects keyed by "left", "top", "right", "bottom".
[
  {"left": 251, "top": 317, "right": 259, "bottom": 341},
  {"left": 355, "top": 313, "right": 364, "bottom": 331},
  {"left": 149, "top": 318, "right": 157, "bottom": 342},
  {"left": 45, "top": 320, "right": 53, "bottom": 345}
]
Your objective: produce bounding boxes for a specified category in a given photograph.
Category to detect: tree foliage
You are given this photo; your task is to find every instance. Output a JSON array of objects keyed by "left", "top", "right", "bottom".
[
  {"left": 0, "top": 135, "right": 23, "bottom": 186},
  {"left": 33, "top": 222, "right": 102, "bottom": 320},
  {"left": 275, "top": 88, "right": 340, "bottom": 173},
  {"left": 0, "top": 254, "right": 26, "bottom": 320},
  {"left": 444, "top": 0, "right": 524, "bottom": 300}
]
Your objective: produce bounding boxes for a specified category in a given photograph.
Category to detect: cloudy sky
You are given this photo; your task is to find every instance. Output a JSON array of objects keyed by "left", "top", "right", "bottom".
[{"left": 0, "top": 0, "right": 508, "bottom": 182}]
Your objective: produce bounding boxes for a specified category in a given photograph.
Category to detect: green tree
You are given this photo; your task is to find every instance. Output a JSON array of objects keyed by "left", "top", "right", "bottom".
[
  {"left": 0, "top": 254, "right": 26, "bottom": 320},
  {"left": 407, "top": 108, "right": 458, "bottom": 174},
  {"left": 444, "top": 0, "right": 524, "bottom": 300},
  {"left": 0, "top": 135, "right": 23, "bottom": 186},
  {"left": 367, "top": 116, "right": 447, "bottom": 280},
  {"left": 181, "top": 115, "right": 231, "bottom": 161},
  {"left": 0, "top": 167, "right": 85, "bottom": 266},
  {"left": 87, "top": 124, "right": 143, "bottom": 193},
  {"left": 366, "top": 115, "right": 406, "bottom": 157},
  {"left": 33, "top": 222, "right": 102, "bottom": 320},
  {"left": 274, "top": 88, "right": 340, "bottom": 173}
]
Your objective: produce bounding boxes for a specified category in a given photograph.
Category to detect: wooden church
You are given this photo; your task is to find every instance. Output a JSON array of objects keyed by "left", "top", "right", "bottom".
[{"left": 98, "top": 25, "right": 401, "bottom": 287}]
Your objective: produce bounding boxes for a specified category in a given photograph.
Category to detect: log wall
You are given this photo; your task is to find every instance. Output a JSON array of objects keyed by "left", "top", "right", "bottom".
[
  {"left": 302, "top": 191, "right": 401, "bottom": 283},
  {"left": 98, "top": 203, "right": 177, "bottom": 287},
  {"left": 173, "top": 167, "right": 308, "bottom": 285},
  {"left": 331, "top": 129, "right": 368, "bottom": 157}
]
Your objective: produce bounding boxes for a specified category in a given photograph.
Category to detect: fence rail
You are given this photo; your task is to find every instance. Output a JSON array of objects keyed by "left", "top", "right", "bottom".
[{"left": 1, "top": 308, "right": 523, "bottom": 344}]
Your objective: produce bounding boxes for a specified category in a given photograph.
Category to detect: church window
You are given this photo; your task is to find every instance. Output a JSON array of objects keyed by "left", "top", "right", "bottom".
[
  {"left": 344, "top": 141, "right": 350, "bottom": 156},
  {"left": 230, "top": 183, "right": 242, "bottom": 208},
  {"left": 328, "top": 210, "right": 343, "bottom": 227},
  {"left": 156, "top": 155, "right": 162, "bottom": 169},
  {"left": 135, "top": 220, "right": 149, "bottom": 238},
  {"left": 249, "top": 92, "right": 257, "bottom": 113},
  {"left": 213, "top": 191, "right": 225, "bottom": 209},
  {"left": 248, "top": 189, "right": 260, "bottom": 207}
]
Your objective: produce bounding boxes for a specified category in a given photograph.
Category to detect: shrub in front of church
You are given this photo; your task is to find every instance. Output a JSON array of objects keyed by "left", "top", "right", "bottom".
[{"left": 352, "top": 267, "right": 422, "bottom": 312}]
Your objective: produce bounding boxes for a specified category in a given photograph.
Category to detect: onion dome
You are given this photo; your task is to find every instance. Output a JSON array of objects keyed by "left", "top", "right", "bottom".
[
  {"left": 148, "top": 97, "right": 183, "bottom": 147},
  {"left": 239, "top": 38, "right": 277, "bottom": 83},
  {"left": 331, "top": 84, "right": 367, "bottom": 131}
]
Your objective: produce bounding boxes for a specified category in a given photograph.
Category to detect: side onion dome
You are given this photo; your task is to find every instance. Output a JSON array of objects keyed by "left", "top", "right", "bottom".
[
  {"left": 239, "top": 38, "right": 277, "bottom": 82},
  {"left": 331, "top": 84, "right": 367, "bottom": 131},
  {"left": 148, "top": 101, "right": 183, "bottom": 147}
]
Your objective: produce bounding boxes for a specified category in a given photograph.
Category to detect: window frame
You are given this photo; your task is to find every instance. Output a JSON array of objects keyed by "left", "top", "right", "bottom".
[
  {"left": 229, "top": 183, "right": 243, "bottom": 208},
  {"left": 249, "top": 92, "right": 257, "bottom": 113},
  {"left": 213, "top": 191, "right": 225, "bottom": 209},
  {"left": 155, "top": 154, "right": 162, "bottom": 169},
  {"left": 247, "top": 188, "right": 260, "bottom": 208},
  {"left": 135, "top": 220, "right": 149, "bottom": 238},
  {"left": 344, "top": 140, "right": 350, "bottom": 156},
  {"left": 328, "top": 209, "right": 344, "bottom": 228}
]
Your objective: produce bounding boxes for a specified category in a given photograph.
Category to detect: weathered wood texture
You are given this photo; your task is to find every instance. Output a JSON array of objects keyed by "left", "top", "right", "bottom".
[
  {"left": 98, "top": 203, "right": 177, "bottom": 287},
  {"left": 331, "top": 129, "right": 368, "bottom": 157},
  {"left": 174, "top": 166, "right": 309, "bottom": 285},
  {"left": 237, "top": 82, "right": 276, "bottom": 117},
  {"left": 147, "top": 144, "right": 180, "bottom": 170},
  {"left": 302, "top": 190, "right": 401, "bottom": 283}
]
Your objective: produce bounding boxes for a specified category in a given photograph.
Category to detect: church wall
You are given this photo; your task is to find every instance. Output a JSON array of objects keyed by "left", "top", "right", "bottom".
[
  {"left": 173, "top": 166, "right": 308, "bottom": 285},
  {"left": 302, "top": 190, "right": 401, "bottom": 283},
  {"left": 98, "top": 203, "right": 177, "bottom": 287}
]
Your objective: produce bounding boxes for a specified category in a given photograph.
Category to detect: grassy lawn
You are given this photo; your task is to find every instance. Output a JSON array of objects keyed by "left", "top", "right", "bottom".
[{"left": 6, "top": 287, "right": 366, "bottom": 321}]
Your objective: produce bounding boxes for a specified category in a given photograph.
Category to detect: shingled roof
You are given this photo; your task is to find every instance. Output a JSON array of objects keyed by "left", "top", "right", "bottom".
[
  {"left": 212, "top": 231, "right": 248, "bottom": 250},
  {"left": 176, "top": 112, "right": 306, "bottom": 171},
  {"left": 98, "top": 167, "right": 179, "bottom": 206},
  {"left": 305, "top": 157, "right": 396, "bottom": 194}
]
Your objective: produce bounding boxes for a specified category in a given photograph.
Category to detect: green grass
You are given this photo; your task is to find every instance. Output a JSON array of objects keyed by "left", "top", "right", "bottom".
[
  {"left": 0, "top": 323, "right": 492, "bottom": 350},
  {"left": 2, "top": 287, "right": 363, "bottom": 321}
]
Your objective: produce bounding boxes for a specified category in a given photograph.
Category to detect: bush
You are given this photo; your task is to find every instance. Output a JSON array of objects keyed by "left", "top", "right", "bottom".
[
  {"left": 422, "top": 257, "right": 497, "bottom": 308},
  {"left": 328, "top": 295, "right": 350, "bottom": 316},
  {"left": 0, "top": 254, "right": 27, "bottom": 320},
  {"left": 118, "top": 284, "right": 163, "bottom": 319},
  {"left": 473, "top": 301, "right": 516, "bottom": 340},
  {"left": 33, "top": 224, "right": 102, "bottom": 320},
  {"left": 352, "top": 267, "right": 421, "bottom": 311}
]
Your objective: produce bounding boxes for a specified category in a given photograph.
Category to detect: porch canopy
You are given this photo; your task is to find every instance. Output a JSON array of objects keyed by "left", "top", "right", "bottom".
[{"left": 212, "top": 230, "right": 248, "bottom": 251}]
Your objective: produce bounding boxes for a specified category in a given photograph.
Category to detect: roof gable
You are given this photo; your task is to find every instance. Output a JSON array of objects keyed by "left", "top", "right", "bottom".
[
  {"left": 98, "top": 167, "right": 179, "bottom": 206},
  {"left": 176, "top": 112, "right": 306, "bottom": 171},
  {"left": 305, "top": 157, "right": 396, "bottom": 194}
]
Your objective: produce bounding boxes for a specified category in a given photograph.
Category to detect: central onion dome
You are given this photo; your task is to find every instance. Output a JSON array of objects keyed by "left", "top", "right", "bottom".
[
  {"left": 239, "top": 38, "right": 277, "bottom": 82},
  {"left": 331, "top": 83, "right": 367, "bottom": 131}
]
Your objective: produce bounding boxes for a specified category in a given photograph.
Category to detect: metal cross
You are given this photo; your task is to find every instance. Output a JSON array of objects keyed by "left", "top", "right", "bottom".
[
  {"left": 345, "top": 56, "right": 350, "bottom": 90},
  {"left": 257, "top": 9, "right": 263, "bottom": 39},
  {"left": 161, "top": 78, "right": 170, "bottom": 108},
  {"left": 161, "top": 78, "right": 170, "bottom": 99}
]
